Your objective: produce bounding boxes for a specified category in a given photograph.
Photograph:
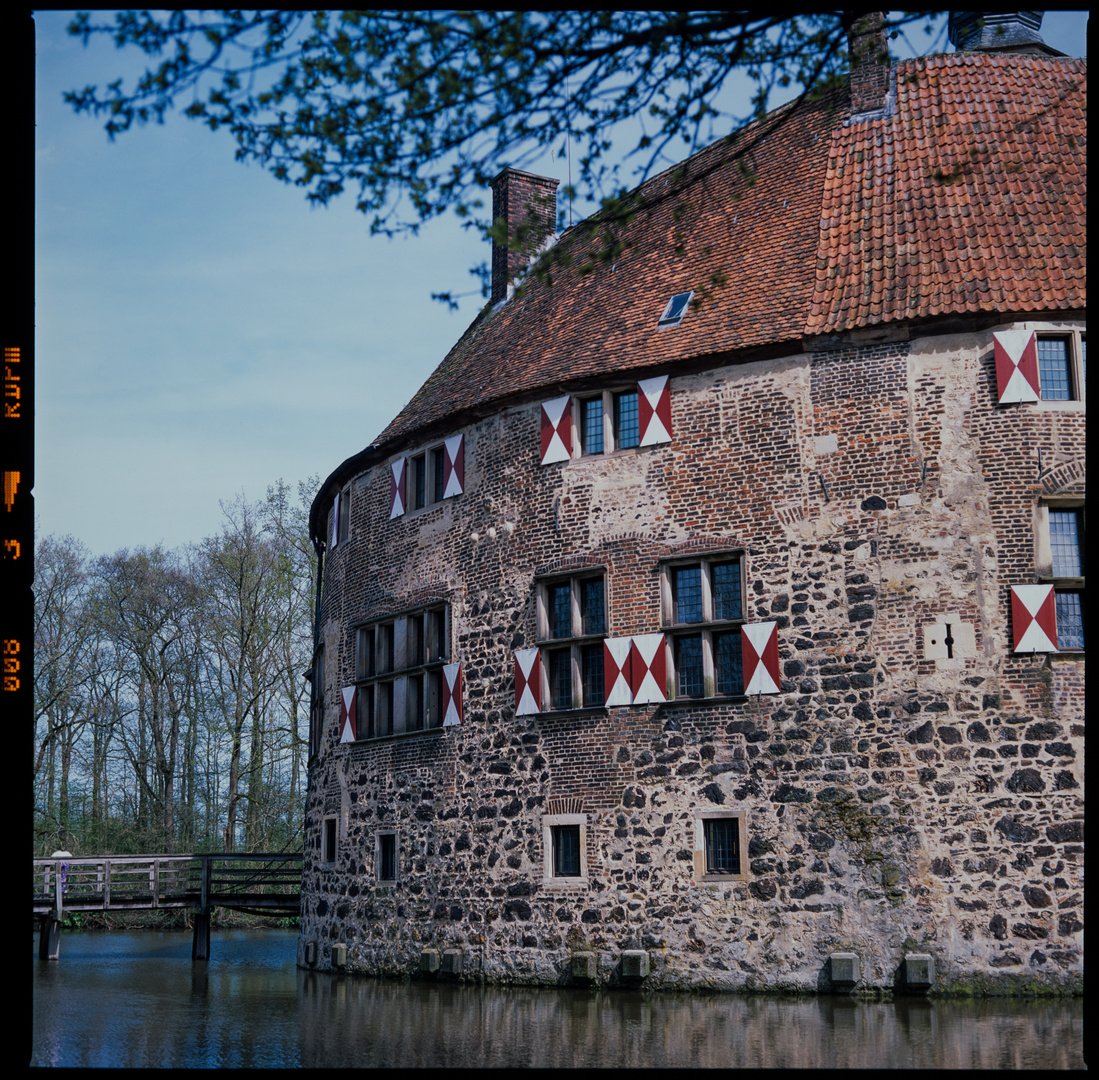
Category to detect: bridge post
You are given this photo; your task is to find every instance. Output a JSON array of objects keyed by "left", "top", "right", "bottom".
[
  {"left": 192, "top": 856, "right": 211, "bottom": 961},
  {"left": 37, "top": 914, "right": 62, "bottom": 960}
]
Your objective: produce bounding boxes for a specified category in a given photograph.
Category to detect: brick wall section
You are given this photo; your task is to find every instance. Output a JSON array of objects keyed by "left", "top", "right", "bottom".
[
  {"left": 302, "top": 322, "right": 1084, "bottom": 994},
  {"left": 490, "top": 169, "right": 559, "bottom": 305}
]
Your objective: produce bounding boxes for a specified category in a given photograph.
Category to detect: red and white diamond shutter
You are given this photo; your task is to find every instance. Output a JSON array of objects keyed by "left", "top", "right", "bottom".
[
  {"left": 442, "top": 434, "right": 464, "bottom": 498},
  {"left": 638, "top": 375, "right": 672, "bottom": 446},
  {"left": 742, "top": 622, "right": 781, "bottom": 695},
  {"left": 442, "top": 662, "right": 463, "bottom": 725},
  {"left": 604, "top": 637, "right": 634, "bottom": 706},
  {"left": 1010, "top": 585, "right": 1059, "bottom": 653},
  {"left": 993, "top": 330, "right": 1040, "bottom": 405},
  {"left": 339, "top": 686, "right": 357, "bottom": 743},
  {"left": 329, "top": 493, "right": 340, "bottom": 549},
  {"left": 514, "top": 647, "right": 542, "bottom": 715},
  {"left": 389, "top": 458, "right": 407, "bottom": 518},
  {"left": 540, "top": 395, "right": 572, "bottom": 465},
  {"left": 628, "top": 633, "right": 667, "bottom": 704}
]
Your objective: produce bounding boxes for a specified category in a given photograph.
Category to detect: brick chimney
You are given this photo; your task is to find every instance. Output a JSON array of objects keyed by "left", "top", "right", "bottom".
[
  {"left": 490, "top": 168, "right": 558, "bottom": 304},
  {"left": 845, "top": 11, "right": 891, "bottom": 116}
]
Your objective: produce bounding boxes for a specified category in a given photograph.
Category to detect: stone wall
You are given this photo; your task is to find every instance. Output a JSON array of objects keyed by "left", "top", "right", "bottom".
[{"left": 299, "top": 321, "right": 1084, "bottom": 994}]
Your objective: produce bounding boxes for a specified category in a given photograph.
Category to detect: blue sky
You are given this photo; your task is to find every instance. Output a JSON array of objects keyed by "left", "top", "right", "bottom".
[{"left": 33, "top": 11, "right": 1087, "bottom": 555}]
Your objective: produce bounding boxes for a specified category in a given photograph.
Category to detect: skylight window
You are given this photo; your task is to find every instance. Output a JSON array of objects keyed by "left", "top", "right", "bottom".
[{"left": 658, "top": 291, "right": 694, "bottom": 328}]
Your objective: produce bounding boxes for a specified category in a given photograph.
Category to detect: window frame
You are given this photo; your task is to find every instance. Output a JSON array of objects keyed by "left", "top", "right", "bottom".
[
  {"left": 693, "top": 811, "right": 749, "bottom": 883},
  {"left": 661, "top": 554, "right": 747, "bottom": 700},
  {"left": 542, "top": 813, "right": 588, "bottom": 885},
  {"left": 573, "top": 389, "right": 643, "bottom": 457},
  {"left": 1036, "top": 500, "right": 1085, "bottom": 652},
  {"left": 535, "top": 571, "right": 608, "bottom": 711},
  {"left": 353, "top": 604, "right": 450, "bottom": 738},
  {"left": 1036, "top": 330, "right": 1086, "bottom": 403}
]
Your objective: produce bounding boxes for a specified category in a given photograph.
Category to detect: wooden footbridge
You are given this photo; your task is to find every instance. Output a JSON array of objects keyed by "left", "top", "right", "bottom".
[{"left": 33, "top": 853, "right": 302, "bottom": 961}]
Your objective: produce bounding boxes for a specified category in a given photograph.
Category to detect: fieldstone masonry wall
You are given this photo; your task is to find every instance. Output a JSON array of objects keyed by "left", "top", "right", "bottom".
[{"left": 300, "top": 324, "right": 1084, "bottom": 995}]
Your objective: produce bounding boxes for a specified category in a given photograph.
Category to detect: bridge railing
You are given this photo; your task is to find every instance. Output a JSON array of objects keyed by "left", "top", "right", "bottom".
[
  {"left": 32, "top": 855, "right": 204, "bottom": 914},
  {"left": 33, "top": 853, "right": 303, "bottom": 917}
]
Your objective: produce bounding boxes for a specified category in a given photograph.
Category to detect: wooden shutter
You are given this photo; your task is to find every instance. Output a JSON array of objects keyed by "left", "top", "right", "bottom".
[
  {"left": 638, "top": 375, "right": 672, "bottom": 446},
  {"left": 514, "top": 647, "right": 542, "bottom": 715},
  {"left": 339, "top": 686, "right": 357, "bottom": 743},
  {"left": 603, "top": 637, "right": 634, "bottom": 706},
  {"left": 540, "top": 395, "right": 572, "bottom": 465},
  {"left": 389, "top": 458, "right": 407, "bottom": 519},
  {"left": 742, "top": 622, "right": 781, "bottom": 695},
  {"left": 1010, "top": 584, "right": 1059, "bottom": 653},
  {"left": 442, "top": 662, "right": 463, "bottom": 725},
  {"left": 628, "top": 633, "right": 666, "bottom": 704},
  {"left": 993, "top": 330, "right": 1040, "bottom": 404},
  {"left": 442, "top": 434, "right": 465, "bottom": 498}
]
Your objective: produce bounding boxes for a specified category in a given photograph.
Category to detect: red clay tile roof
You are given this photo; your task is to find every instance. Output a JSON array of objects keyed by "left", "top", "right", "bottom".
[{"left": 375, "top": 53, "right": 1085, "bottom": 451}]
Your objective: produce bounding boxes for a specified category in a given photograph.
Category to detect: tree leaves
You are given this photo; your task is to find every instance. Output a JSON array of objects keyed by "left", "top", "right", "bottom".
[{"left": 65, "top": 10, "right": 942, "bottom": 292}]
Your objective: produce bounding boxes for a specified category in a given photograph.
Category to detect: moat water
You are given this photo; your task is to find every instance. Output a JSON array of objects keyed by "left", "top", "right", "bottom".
[{"left": 31, "top": 928, "right": 1084, "bottom": 1068}]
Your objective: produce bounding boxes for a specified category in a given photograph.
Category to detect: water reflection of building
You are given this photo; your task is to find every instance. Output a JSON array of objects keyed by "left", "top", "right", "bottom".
[{"left": 300, "top": 12, "right": 1084, "bottom": 995}]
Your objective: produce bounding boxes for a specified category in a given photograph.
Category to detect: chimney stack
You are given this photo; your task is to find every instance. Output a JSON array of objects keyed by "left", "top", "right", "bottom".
[
  {"left": 845, "top": 11, "right": 891, "bottom": 116},
  {"left": 490, "top": 168, "right": 559, "bottom": 305}
]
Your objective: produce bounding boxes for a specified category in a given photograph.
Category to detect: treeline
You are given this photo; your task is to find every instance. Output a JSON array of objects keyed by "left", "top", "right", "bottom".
[{"left": 33, "top": 479, "right": 319, "bottom": 857}]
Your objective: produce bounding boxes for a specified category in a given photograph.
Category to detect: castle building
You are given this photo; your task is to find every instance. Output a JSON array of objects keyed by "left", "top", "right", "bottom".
[{"left": 298, "top": 13, "right": 1084, "bottom": 993}]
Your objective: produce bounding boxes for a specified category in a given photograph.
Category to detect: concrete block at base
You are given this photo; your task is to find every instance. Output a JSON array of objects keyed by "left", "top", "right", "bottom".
[
  {"left": 830, "top": 952, "right": 860, "bottom": 987},
  {"left": 621, "top": 950, "right": 649, "bottom": 979},
  {"left": 905, "top": 953, "right": 935, "bottom": 989},
  {"left": 420, "top": 949, "right": 440, "bottom": 974},
  {"left": 332, "top": 942, "right": 347, "bottom": 968},
  {"left": 441, "top": 949, "right": 463, "bottom": 975},
  {"left": 571, "top": 952, "right": 596, "bottom": 980}
]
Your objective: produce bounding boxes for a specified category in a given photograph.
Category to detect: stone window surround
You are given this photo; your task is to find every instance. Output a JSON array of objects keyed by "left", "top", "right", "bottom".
[
  {"left": 693, "top": 810, "right": 749, "bottom": 883},
  {"left": 352, "top": 603, "right": 451, "bottom": 738},
  {"left": 534, "top": 568, "right": 608, "bottom": 711},
  {"left": 1035, "top": 497, "right": 1085, "bottom": 652},
  {"left": 542, "top": 813, "right": 589, "bottom": 886},
  {"left": 660, "top": 551, "right": 747, "bottom": 700}
]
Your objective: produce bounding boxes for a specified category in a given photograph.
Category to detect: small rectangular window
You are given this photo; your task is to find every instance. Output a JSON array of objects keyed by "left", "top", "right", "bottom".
[
  {"left": 552, "top": 825, "right": 581, "bottom": 877},
  {"left": 357, "top": 685, "right": 375, "bottom": 740},
  {"left": 581, "top": 642, "right": 605, "bottom": 706},
  {"left": 548, "top": 647, "right": 572, "bottom": 710},
  {"left": 1036, "top": 331, "right": 1086, "bottom": 401},
  {"left": 338, "top": 488, "right": 350, "bottom": 544},
  {"left": 580, "top": 578, "right": 606, "bottom": 636},
  {"left": 704, "top": 818, "right": 740, "bottom": 874},
  {"left": 581, "top": 396, "right": 604, "bottom": 455},
  {"left": 673, "top": 566, "right": 703, "bottom": 624},
  {"left": 675, "top": 634, "right": 704, "bottom": 697},
  {"left": 1040, "top": 504, "right": 1085, "bottom": 652},
  {"left": 323, "top": 817, "right": 337, "bottom": 864},
  {"left": 377, "top": 833, "right": 397, "bottom": 882},
  {"left": 549, "top": 582, "right": 573, "bottom": 639},
  {"left": 614, "top": 390, "right": 639, "bottom": 450},
  {"left": 411, "top": 454, "right": 426, "bottom": 510},
  {"left": 695, "top": 812, "right": 748, "bottom": 881}
]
